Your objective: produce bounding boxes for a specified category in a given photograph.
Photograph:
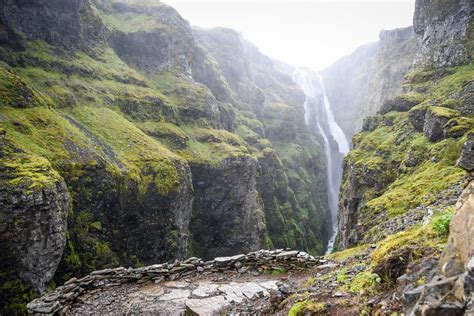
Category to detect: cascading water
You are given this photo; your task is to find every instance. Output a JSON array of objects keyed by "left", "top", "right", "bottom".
[{"left": 292, "top": 68, "right": 349, "bottom": 253}]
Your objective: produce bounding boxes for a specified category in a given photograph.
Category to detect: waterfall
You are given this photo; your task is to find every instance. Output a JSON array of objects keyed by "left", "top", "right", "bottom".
[{"left": 292, "top": 68, "right": 349, "bottom": 253}]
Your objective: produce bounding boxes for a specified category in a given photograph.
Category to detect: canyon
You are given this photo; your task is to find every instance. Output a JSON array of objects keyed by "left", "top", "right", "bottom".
[{"left": 0, "top": 0, "right": 472, "bottom": 314}]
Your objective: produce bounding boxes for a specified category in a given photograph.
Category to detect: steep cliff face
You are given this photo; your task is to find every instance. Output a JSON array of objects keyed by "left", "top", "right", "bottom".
[
  {"left": 193, "top": 27, "right": 330, "bottom": 254},
  {"left": 0, "top": 0, "right": 107, "bottom": 52},
  {"left": 0, "top": 134, "right": 69, "bottom": 311},
  {"left": 336, "top": 0, "right": 473, "bottom": 251},
  {"left": 189, "top": 157, "right": 266, "bottom": 259},
  {"left": 322, "top": 26, "right": 416, "bottom": 138},
  {"left": 413, "top": 0, "right": 473, "bottom": 67},
  {"left": 0, "top": 0, "right": 331, "bottom": 312}
]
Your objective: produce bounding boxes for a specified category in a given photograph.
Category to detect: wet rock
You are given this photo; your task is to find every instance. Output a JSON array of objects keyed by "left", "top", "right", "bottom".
[
  {"left": 409, "top": 105, "right": 428, "bottom": 132},
  {"left": 0, "top": 0, "right": 107, "bottom": 52},
  {"left": 457, "top": 133, "right": 474, "bottom": 171},
  {"left": 26, "top": 300, "right": 60, "bottom": 314},
  {"left": 0, "top": 160, "right": 69, "bottom": 293},
  {"left": 413, "top": 0, "right": 473, "bottom": 67},
  {"left": 423, "top": 108, "right": 453, "bottom": 142},
  {"left": 189, "top": 157, "right": 266, "bottom": 260},
  {"left": 379, "top": 95, "right": 421, "bottom": 114}
]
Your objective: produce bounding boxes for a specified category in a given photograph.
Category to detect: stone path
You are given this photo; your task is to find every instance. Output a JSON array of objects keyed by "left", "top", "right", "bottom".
[{"left": 65, "top": 273, "right": 298, "bottom": 315}]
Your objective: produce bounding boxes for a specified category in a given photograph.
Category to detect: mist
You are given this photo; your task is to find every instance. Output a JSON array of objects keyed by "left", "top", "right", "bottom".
[{"left": 165, "top": 0, "right": 415, "bottom": 70}]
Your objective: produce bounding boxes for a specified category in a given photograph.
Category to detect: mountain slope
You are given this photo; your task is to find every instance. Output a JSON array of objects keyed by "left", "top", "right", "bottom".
[{"left": 0, "top": 0, "right": 331, "bottom": 313}]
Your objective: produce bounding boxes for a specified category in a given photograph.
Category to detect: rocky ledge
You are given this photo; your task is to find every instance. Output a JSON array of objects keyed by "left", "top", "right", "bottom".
[{"left": 27, "top": 249, "right": 322, "bottom": 315}]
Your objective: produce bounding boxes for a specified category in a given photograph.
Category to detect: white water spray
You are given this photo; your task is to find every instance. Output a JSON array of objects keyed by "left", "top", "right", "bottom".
[{"left": 292, "top": 68, "right": 349, "bottom": 253}]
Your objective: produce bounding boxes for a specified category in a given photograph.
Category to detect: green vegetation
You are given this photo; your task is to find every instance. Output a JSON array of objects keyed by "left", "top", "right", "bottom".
[
  {"left": 370, "top": 219, "right": 447, "bottom": 268},
  {"left": 345, "top": 104, "right": 467, "bottom": 220},
  {"left": 341, "top": 271, "right": 381, "bottom": 294},
  {"left": 70, "top": 106, "right": 181, "bottom": 195},
  {"left": 288, "top": 301, "right": 325, "bottom": 316},
  {"left": 0, "top": 273, "right": 38, "bottom": 315},
  {"left": 103, "top": 12, "right": 167, "bottom": 33},
  {"left": 432, "top": 206, "right": 455, "bottom": 236},
  {"left": 326, "top": 244, "right": 370, "bottom": 262}
]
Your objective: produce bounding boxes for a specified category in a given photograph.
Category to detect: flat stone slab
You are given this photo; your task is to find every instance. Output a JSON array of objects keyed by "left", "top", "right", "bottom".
[
  {"left": 67, "top": 276, "right": 285, "bottom": 315},
  {"left": 214, "top": 254, "right": 246, "bottom": 263},
  {"left": 186, "top": 296, "right": 228, "bottom": 314},
  {"left": 276, "top": 251, "right": 299, "bottom": 258},
  {"left": 192, "top": 283, "right": 220, "bottom": 298}
]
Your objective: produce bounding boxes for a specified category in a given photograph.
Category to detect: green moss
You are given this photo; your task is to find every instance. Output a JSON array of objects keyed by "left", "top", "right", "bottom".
[
  {"left": 303, "top": 276, "right": 316, "bottom": 287},
  {"left": 370, "top": 222, "right": 446, "bottom": 267},
  {"left": 2, "top": 150, "right": 62, "bottom": 190},
  {"left": 417, "top": 276, "right": 426, "bottom": 286},
  {"left": 94, "top": 241, "right": 119, "bottom": 267},
  {"left": 367, "top": 161, "right": 465, "bottom": 216},
  {"left": 404, "top": 63, "right": 474, "bottom": 111},
  {"left": 341, "top": 270, "right": 381, "bottom": 294},
  {"left": 70, "top": 106, "right": 181, "bottom": 195},
  {"left": 0, "top": 273, "right": 38, "bottom": 315},
  {"left": 177, "top": 126, "right": 250, "bottom": 165},
  {"left": 139, "top": 121, "right": 188, "bottom": 141},
  {"left": 428, "top": 106, "right": 459, "bottom": 118},
  {"left": 90, "top": 221, "right": 103, "bottom": 231},
  {"left": 288, "top": 301, "right": 325, "bottom": 316},
  {"left": 445, "top": 116, "right": 474, "bottom": 135},
  {"left": 346, "top": 104, "right": 467, "bottom": 219},
  {"left": 326, "top": 244, "right": 370, "bottom": 262},
  {"left": 0, "top": 65, "right": 50, "bottom": 108}
]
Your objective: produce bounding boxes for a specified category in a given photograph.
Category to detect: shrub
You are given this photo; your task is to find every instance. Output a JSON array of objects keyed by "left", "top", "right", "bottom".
[{"left": 432, "top": 206, "right": 455, "bottom": 236}]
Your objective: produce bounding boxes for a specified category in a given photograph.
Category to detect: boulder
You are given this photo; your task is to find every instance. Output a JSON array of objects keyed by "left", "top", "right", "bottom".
[
  {"left": 457, "top": 133, "right": 474, "bottom": 171},
  {"left": 362, "top": 115, "right": 382, "bottom": 132},
  {"left": 423, "top": 107, "right": 456, "bottom": 142},
  {"left": 408, "top": 105, "right": 428, "bottom": 132},
  {"left": 379, "top": 94, "right": 421, "bottom": 114},
  {"left": 439, "top": 181, "right": 474, "bottom": 277}
]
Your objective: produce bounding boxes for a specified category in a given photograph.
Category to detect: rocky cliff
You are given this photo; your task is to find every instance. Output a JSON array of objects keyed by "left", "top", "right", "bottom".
[
  {"left": 336, "top": 0, "right": 473, "bottom": 250},
  {"left": 330, "top": 0, "right": 473, "bottom": 313},
  {"left": 264, "top": 1, "right": 472, "bottom": 314},
  {"left": 322, "top": 26, "right": 417, "bottom": 138},
  {"left": 0, "top": 0, "right": 332, "bottom": 313}
]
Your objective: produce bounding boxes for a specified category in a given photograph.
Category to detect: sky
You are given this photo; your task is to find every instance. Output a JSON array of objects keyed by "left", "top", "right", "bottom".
[{"left": 164, "top": 0, "right": 415, "bottom": 71}]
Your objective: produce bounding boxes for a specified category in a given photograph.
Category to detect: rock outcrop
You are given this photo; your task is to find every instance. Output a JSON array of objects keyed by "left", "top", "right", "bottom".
[
  {"left": 458, "top": 132, "right": 474, "bottom": 171},
  {"left": 336, "top": 0, "right": 473, "bottom": 250},
  {"left": 189, "top": 157, "right": 266, "bottom": 259},
  {"left": 321, "top": 26, "right": 416, "bottom": 138},
  {"left": 403, "top": 181, "right": 473, "bottom": 315},
  {"left": 104, "top": 1, "right": 195, "bottom": 74},
  {"left": 0, "top": 141, "right": 69, "bottom": 294},
  {"left": 413, "top": 0, "right": 473, "bottom": 67},
  {"left": 0, "top": 0, "right": 107, "bottom": 52}
]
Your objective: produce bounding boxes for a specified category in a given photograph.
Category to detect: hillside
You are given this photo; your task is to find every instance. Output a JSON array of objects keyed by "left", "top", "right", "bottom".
[
  {"left": 1, "top": 0, "right": 473, "bottom": 315},
  {"left": 0, "top": 0, "right": 330, "bottom": 313}
]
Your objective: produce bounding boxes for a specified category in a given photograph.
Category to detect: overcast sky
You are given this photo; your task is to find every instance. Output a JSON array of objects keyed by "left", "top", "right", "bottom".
[{"left": 164, "top": 0, "right": 415, "bottom": 71}]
